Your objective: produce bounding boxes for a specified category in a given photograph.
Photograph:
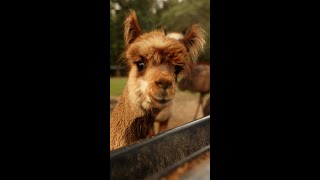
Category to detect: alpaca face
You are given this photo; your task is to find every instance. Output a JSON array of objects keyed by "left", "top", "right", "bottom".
[
  {"left": 123, "top": 10, "right": 205, "bottom": 111},
  {"left": 126, "top": 32, "right": 187, "bottom": 110}
]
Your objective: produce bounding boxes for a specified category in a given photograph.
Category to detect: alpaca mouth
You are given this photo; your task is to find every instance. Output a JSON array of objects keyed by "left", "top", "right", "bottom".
[{"left": 150, "top": 96, "right": 172, "bottom": 105}]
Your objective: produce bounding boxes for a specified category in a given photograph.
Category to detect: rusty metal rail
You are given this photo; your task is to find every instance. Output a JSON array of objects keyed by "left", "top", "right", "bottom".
[{"left": 110, "top": 116, "right": 210, "bottom": 180}]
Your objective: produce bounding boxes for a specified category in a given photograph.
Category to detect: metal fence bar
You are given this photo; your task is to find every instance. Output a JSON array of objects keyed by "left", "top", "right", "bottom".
[{"left": 110, "top": 116, "right": 210, "bottom": 180}]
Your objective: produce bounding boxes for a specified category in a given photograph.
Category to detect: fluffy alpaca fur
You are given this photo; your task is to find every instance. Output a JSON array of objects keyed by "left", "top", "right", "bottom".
[
  {"left": 110, "top": 10, "right": 205, "bottom": 151},
  {"left": 149, "top": 101, "right": 173, "bottom": 136}
]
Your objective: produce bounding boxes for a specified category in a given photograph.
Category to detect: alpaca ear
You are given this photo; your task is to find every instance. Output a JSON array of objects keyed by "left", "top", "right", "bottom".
[
  {"left": 124, "top": 10, "right": 142, "bottom": 46},
  {"left": 180, "top": 24, "right": 206, "bottom": 61}
]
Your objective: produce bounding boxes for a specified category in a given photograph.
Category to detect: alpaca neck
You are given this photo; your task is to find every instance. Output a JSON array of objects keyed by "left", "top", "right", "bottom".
[{"left": 110, "top": 85, "right": 159, "bottom": 151}]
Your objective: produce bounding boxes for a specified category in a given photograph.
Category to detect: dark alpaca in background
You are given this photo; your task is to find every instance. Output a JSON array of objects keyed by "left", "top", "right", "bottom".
[{"left": 178, "top": 63, "right": 210, "bottom": 119}]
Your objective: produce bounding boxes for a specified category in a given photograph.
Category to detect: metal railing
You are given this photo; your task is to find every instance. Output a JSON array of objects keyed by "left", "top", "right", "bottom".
[{"left": 110, "top": 115, "right": 210, "bottom": 180}]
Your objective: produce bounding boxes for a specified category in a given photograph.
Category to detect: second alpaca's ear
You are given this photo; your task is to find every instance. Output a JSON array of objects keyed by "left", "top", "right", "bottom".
[
  {"left": 124, "top": 10, "right": 142, "bottom": 47},
  {"left": 180, "top": 24, "right": 206, "bottom": 61}
]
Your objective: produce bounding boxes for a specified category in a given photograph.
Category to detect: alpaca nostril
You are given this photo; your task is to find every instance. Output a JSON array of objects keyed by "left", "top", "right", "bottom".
[
  {"left": 155, "top": 80, "right": 172, "bottom": 89},
  {"left": 155, "top": 81, "right": 162, "bottom": 85},
  {"left": 162, "top": 83, "right": 171, "bottom": 89}
]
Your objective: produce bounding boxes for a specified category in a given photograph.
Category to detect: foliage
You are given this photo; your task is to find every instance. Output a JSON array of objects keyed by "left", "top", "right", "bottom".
[
  {"left": 110, "top": 77, "right": 128, "bottom": 96},
  {"left": 110, "top": 0, "right": 210, "bottom": 65}
]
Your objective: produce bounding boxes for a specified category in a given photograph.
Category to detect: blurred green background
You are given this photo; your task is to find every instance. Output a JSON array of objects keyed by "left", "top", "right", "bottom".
[{"left": 110, "top": 0, "right": 210, "bottom": 66}]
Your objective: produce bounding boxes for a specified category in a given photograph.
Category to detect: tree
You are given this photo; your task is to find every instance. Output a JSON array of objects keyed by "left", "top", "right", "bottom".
[{"left": 109, "top": 0, "right": 211, "bottom": 65}]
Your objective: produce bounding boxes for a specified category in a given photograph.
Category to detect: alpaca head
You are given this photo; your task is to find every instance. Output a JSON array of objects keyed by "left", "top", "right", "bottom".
[{"left": 123, "top": 10, "right": 205, "bottom": 111}]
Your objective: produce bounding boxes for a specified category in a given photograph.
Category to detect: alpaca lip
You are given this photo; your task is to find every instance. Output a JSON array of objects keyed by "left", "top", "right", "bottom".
[
  {"left": 150, "top": 96, "right": 171, "bottom": 105},
  {"left": 158, "top": 99, "right": 168, "bottom": 104}
]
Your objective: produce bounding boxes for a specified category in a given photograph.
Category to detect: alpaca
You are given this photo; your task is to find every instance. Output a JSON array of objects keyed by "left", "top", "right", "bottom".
[
  {"left": 110, "top": 10, "right": 205, "bottom": 150},
  {"left": 203, "top": 97, "right": 210, "bottom": 116},
  {"left": 178, "top": 63, "right": 210, "bottom": 120}
]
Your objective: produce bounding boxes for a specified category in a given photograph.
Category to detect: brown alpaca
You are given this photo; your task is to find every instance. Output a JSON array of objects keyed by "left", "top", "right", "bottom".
[
  {"left": 110, "top": 10, "right": 205, "bottom": 151},
  {"left": 178, "top": 63, "right": 210, "bottom": 119},
  {"left": 203, "top": 97, "right": 210, "bottom": 116}
]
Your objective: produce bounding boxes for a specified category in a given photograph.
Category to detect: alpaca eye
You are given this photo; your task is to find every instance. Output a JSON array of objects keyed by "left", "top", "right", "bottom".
[
  {"left": 175, "top": 66, "right": 183, "bottom": 75},
  {"left": 137, "top": 61, "right": 145, "bottom": 71}
]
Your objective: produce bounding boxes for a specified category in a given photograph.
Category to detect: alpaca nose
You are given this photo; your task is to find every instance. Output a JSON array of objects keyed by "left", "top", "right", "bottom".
[{"left": 155, "top": 78, "right": 172, "bottom": 89}]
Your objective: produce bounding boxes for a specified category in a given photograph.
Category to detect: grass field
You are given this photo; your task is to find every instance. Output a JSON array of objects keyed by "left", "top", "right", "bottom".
[{"left": 110, "top": 77, "right": 128, "bottom": 97}]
